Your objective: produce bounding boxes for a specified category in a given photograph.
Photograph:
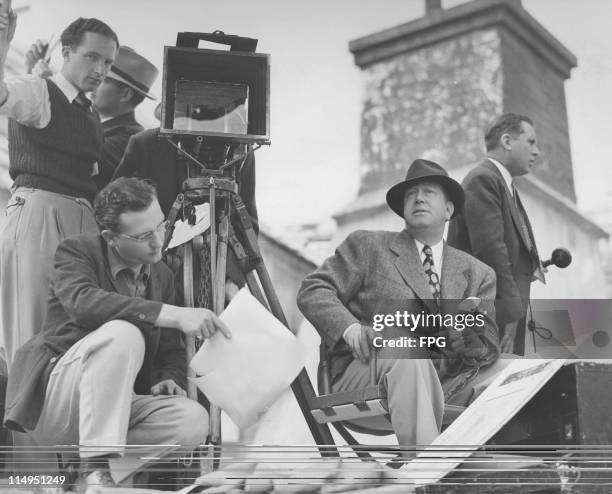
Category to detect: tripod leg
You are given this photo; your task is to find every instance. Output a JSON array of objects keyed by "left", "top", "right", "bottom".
[
  {"left": 205, "top": 212, "right": 230, "bottom": 471},
  {"left": 228, "top": 226, "right": 268, "bottom": 308},
  {"left": 179, "top": 240, "right": 211, "bottom": 480},
  {"left": 181, "top": 242, "right": 197, "bottom": 401}
]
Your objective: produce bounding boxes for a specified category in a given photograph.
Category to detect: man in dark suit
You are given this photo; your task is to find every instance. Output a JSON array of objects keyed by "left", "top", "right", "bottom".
[
  {"left": 92, "top": 46, "right": 158, "bottom": 188},
  {"left": 447, "top": 113, "right": 544, "bottom": 355},
  {"left": 4, "top": 178, "right": 230, "bottom": 488},
  {"left": 298, "top": 159, "right": 501, "bottom": 454}
]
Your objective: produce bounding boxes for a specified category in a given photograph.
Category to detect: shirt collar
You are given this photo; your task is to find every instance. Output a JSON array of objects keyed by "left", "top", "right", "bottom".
[
  {"left": 414, "top": 238, "right": 444, "bottom": 273},
  {"left": 107, "top": 243, "right": 151, "bottom": 281},
  {"left": 488, "top": 157, "right": 513, "bottom": 193},
  {"left": 50, "top": 72, "right": 82, "bottom": 104}
]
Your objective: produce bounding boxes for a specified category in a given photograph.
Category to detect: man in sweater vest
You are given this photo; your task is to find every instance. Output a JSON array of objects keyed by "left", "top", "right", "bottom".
[
  {"left": 0, "top": 15, "right": 119, "bottom": 369},
  {"left": 25, "top": 44, "right": 158, "bottom": 190}
]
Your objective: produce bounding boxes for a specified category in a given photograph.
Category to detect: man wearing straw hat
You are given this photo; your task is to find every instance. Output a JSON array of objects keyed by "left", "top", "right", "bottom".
[
  {"left": 298, "top": 159, "right": 503, "bottom": 454},
  {"left": 91, "top": 45, "right": 158, "bottom": 188}
]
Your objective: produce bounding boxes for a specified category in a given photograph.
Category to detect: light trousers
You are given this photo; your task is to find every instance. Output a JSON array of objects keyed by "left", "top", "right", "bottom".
[
  {"left": 0, "top": 187, "right": 98, "bottom": 369},
  {"left": 334, "top": 352, "right": 444, "bottom": 454},
  {"left": 28, "top": 320, "right": 209, "bottom": 460},
  {"left": 333, "top": 348, "right": 510, "bottom": 456}
]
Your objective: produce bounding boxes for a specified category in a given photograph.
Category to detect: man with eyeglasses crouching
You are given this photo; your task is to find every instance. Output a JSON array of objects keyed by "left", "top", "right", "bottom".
[{"left": 3, "top": 177, "right": 230, "bottom": 489}]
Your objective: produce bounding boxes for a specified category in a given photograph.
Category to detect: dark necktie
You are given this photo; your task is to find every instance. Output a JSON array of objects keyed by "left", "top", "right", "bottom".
[
  {"left": 422, "top": 245, "right": 441, "bottom": 301},
  {"left": 73, "top": 92, "right": 91, "bottom": 111},
  {"left": 512, "top": 185, "right": 545, "bottom": 282},
  {"left": 512, "top": 185, "right": 533, "bottom": 252}
]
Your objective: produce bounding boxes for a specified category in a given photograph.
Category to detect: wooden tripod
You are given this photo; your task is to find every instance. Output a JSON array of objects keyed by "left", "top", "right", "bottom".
[{"left": 164, "top": 145, "right": 337, "bottom": 473}]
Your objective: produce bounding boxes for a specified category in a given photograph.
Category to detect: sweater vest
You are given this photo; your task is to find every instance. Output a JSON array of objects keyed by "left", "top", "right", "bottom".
[{"left": 8, "top": 79, "right": 102, "bottom": 203}]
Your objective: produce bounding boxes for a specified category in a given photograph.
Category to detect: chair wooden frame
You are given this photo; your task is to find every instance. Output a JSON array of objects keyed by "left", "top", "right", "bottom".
[{"left": 310, "top": 342, "right": 466, "bottom": 460}]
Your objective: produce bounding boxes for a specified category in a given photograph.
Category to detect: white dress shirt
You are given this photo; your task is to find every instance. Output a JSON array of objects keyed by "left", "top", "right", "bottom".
[
  {"left": 0, "top": 72, "right": 82, "bottom": 128},
  {"left": 488, "top": 157, "right": 513, "bottom": 195}
]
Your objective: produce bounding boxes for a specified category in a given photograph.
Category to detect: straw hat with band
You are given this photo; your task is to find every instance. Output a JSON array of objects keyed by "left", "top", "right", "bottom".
[{"left": 107, "top": 46, "right": 158, "bottom": 100}]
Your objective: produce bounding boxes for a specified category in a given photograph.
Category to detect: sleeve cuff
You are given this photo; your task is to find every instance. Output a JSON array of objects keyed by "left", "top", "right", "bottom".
[{"left": 342, "top": 322, "right": 361, "bottom": 341}]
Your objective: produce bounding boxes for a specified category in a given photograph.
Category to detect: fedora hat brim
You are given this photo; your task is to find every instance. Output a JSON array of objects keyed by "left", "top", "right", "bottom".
[
  {"left": 386, "top": 175, "right": 465, "bottom": 219},
  {"left": 107, "top": 73, "right": 156, "bottom": 100}
]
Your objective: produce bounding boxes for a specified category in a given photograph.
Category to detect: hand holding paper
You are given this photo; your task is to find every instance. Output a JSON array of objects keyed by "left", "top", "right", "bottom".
[{"left": 190, "top": 288, "right": 307, "bottom": 428}]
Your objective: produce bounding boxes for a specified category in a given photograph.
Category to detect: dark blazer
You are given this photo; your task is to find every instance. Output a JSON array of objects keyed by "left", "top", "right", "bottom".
[
  {"left": 4, "top": 234, "right": 186, "bottom": 432},
  {"left": 297, "top": 229, "right": 499, "bottom": 386},
  {"left": 94, "top": 111, "right": 144, "bottom": 189},
  {"left": 447, "top": 159, "right": 540, "bottom": 331}
]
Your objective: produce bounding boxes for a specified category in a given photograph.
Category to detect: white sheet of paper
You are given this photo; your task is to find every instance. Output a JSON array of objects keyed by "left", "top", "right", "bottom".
[
  {"left": 167, "top": 203, "right": 210, "bottom": 249},
  {"left": 190, "top": 288, "right": 307, "bottom": 428},
  {"left": 399, "top": 358, "right": 567, "bottom": 486}
]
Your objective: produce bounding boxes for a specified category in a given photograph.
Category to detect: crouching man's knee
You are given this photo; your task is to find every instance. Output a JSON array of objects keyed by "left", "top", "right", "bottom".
[
  {"left": 94, "top": 320, "right": 146, "bottom": 362},
  {"left": 170, "top": 397, "right": 209, "bottom": 450}
]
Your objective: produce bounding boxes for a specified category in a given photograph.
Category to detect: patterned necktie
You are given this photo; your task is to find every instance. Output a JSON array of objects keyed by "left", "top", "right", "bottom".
[
  {"left": 73, "top": 92, "right": 92, "bottom": 111},
  {"left": 422, "top": 245, "right": 441, "bottom": 301}
]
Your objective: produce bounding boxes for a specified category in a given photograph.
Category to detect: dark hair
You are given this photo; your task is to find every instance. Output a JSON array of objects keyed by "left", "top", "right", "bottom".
[
  {"left": 94, "top": 177, "right": 157, "bottom": 232},
  {"left": 107, "top": 77, "right": 146, "bottom": 107},
  {"left": 484, "top": 113, "right": 533, "bottom": 152},
  {"left": 61, "top": 17, "right": 119, "bottom": 51}
]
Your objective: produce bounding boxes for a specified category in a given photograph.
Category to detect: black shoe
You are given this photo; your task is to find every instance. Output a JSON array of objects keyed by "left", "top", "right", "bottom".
[
  {"left": 76, "top": 469, "right": 116, "bottom": 491},
  {"left": 76, "top": 457, "right": 116, "bottom": 492}
]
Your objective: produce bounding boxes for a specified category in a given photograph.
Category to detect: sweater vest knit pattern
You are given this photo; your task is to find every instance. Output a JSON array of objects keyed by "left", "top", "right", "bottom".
[{"left": 8, "top": 79, "right": 103, "bottom": 203}]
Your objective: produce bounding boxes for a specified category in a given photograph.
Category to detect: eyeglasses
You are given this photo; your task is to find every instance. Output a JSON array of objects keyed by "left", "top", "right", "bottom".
[{"left": 116, "top": 219, "right": 168, "bottom": 242}]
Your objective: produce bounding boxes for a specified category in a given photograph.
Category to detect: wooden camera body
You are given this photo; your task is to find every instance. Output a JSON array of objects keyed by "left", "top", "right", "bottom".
[{"left": 160, "top": 32, "right": 270, "bottom": 145}]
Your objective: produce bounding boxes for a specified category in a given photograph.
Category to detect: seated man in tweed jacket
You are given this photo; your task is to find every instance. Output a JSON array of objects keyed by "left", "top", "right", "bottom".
[{"left": 298, "top": 159, "right": 505, "bottom": 456}]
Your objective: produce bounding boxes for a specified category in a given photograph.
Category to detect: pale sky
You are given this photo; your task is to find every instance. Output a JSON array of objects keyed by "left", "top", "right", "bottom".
[{"left": 14, "top": 0, "right": 612, "bottom": 230}]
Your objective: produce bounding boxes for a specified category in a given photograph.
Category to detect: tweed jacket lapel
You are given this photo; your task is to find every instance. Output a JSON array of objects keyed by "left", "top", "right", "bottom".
[
  {"left": 390, "top": 229, "right": 439, "bottom": 314},
  {"left": 439, "top": 243, "right": 469, "bottom": 314}
]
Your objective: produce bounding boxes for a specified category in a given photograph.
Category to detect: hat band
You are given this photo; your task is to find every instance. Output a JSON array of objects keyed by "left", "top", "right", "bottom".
[{"left": 110, "top": 66, "right": 150, "bottom": 94}]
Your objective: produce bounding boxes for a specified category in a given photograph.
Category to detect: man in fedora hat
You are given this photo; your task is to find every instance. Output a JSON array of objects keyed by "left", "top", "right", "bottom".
[
  {"left": 297, "top": 159, "right": 502, "bottom": 453},
  {"left": 92, "top": 45, "right": 158, "bottom": 188}
]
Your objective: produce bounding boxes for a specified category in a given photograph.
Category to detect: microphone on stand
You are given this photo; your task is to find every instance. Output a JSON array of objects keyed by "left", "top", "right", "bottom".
[
  {"left": 529, "top": 248, "right": 572, "bottom": 353},
  {"left": 542, "top": 248, "right": 572, "bottom": 269}
]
